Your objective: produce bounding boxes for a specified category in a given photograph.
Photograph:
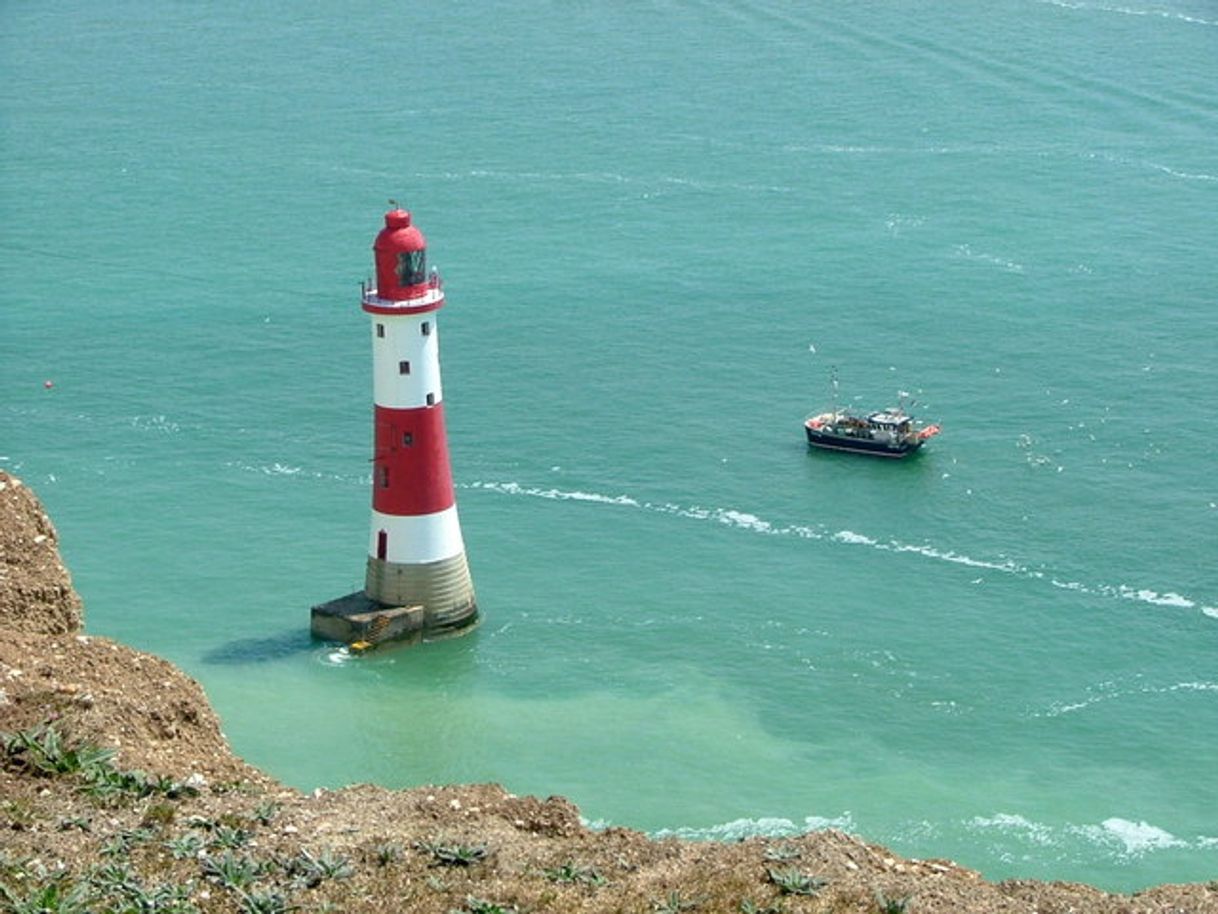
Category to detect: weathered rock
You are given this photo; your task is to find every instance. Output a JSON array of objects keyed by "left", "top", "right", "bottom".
[{"left": 0, "top": 470, "right": 84, "bottom": 635}]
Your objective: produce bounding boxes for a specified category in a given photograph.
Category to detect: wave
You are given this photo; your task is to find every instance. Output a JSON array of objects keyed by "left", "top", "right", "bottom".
[
  {"left": 1086, "top": 150, "right": 1218, "bottom": 183},
  {"left": 226, "top": 460, "right": 366, "bottom": 484},
  {"left": 953, "top": 243, "right": 1025, "bottom": 273},
  {"left": 130, "top": 414, "right": 181, "bottom": 434},
  {"left": 463, "top": 480, "right": 1217, "bottom": 620},
  {"left": 638, "top": 810, "right": 1214, "bottom": 862},
  {"left": 1146, "top": 161, "right": 1218, "bottom": 182},
  {"left": 1032, "top": 678, "right": 1218, "bottom": 718},
  {"left": 1035, "top": 0, "right": 1218, "bottom": 28},
  {"left": 650, "top": 813, "right": 855, "bottom": 842},
  {"left": 969, "top": 813, "right": 1213, "bottom": 858}
]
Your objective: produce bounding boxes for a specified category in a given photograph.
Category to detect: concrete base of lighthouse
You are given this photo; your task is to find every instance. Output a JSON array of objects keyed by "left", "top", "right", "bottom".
[
  {"left": 311, "top": 552, "right": 479, "bottom": 649},
  {"left": 310, "top": 591, "right": 479, "bottom": 649},
  {"left": 310, "top": 594, "right": 427, "bottom": 648}
]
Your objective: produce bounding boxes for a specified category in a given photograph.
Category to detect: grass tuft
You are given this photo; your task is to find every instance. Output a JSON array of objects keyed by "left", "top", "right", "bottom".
[
  {"left": 416, "top": 839, "right": 489, "bottom": 867},
  {"left": 765, "top": 866, "right": 827, "bottom": 896}
]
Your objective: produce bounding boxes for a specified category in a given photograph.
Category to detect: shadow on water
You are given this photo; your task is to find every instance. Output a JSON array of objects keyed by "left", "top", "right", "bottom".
[
  {"left": 202, "top": 624, "right": 486, "bottom": 678},
  {"left": 201, "top": 628, "right": 317, "bottom": 665}
]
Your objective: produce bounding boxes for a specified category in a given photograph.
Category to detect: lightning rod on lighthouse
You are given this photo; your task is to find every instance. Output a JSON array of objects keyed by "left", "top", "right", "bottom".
[{"left": 312, "top": 206, "right": 479, "bottom": 647}]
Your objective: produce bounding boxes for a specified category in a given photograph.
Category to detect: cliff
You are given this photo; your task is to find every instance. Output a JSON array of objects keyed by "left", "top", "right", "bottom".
[{"left": 1, "top": 469, "right": 1214, "bottom": 913}]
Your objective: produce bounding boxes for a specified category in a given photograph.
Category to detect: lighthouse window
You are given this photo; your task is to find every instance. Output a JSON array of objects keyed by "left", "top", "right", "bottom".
[
  {"left": 426, "top": 392, "right": 436, "bottom": 406},
  {"left": 376, "top": 324, "right": 385, "bottom": 338},
  {"left": 398, "top": 360, "right": 411, "bottom": 375},
  {"left": 396, "top": 250, "right": 426, "bottom": 286},
  {"left": 378, "top": 466, "right": 389, "bottom": 488},
  {"left": 402, "top": 432, "right": 413, "bottom": 447},
  {"left": 421, "top": 321, "right": 431, "bottom": 336}
]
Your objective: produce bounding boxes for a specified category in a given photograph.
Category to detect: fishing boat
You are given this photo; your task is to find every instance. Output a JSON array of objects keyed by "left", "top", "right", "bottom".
[
  {"left": 804, "top": 407, "right": 940, "bottom": 458},
  {"left": 803, "top": 375, "right": 940, "bottom": 458}
]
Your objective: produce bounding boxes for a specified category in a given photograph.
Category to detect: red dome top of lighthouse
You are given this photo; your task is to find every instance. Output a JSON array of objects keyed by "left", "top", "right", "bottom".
[{"left": 373, "top": 208, "right": 429, "bottom": 300}]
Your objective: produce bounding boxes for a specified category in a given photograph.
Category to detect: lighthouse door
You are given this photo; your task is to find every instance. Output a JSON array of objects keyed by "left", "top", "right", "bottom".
[{"left": 376, "top": 530, "right": 388, "bottom": 560}]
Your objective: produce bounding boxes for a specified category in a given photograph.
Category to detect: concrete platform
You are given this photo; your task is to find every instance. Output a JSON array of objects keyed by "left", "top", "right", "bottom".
[{"left": 310, "top": 592, "right": 428, "bottom": 648}]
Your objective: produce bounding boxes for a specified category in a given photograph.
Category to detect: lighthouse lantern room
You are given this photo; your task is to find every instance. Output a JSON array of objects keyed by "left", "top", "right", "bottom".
[{"left": 311, "top": 207, "right": 479, "bottom": 648}]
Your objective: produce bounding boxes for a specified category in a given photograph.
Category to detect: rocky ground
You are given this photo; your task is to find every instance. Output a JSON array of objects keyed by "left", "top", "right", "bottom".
[{"left": 1, "top": 469, "right": 1215, "bottom": 913}]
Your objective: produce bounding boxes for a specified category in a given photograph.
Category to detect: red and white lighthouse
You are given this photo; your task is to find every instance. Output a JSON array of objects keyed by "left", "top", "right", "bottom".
[{"left": 312, "top": 206, "right": 478, "bottom": 645}]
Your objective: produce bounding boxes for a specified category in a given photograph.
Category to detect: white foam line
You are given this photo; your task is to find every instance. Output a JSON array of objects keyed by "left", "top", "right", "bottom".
[
  {"left": 972, "top": 812, "right": 1211, "bottom": 858},
  {"left": 1147, "top": 162, "right": 1218, "bottom": 182},
  {"left": 651, "top": 812, "right": 855, "bottom": 842},
  {"left": 466, "top": 480, "right": 1217, "bottom": 621},
  {"left": 467, "top": 480, "right": 639, "bottom": 507},
  {"left": 1034, "top": 679, "right": 1218, "bottom": 718},
  {"left": 1035, "top": 0, "right": 1218, "bottom": 26}
]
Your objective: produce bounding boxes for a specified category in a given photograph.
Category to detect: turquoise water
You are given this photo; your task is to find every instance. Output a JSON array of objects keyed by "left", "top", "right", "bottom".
[{"left": 3, "top": 0, "right": 1217, "bottom": 891}]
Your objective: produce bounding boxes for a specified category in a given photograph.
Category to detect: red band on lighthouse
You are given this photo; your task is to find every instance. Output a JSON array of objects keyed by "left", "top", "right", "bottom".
[{"left": 372, "top": 403, "right": 455, "bottom": 517}]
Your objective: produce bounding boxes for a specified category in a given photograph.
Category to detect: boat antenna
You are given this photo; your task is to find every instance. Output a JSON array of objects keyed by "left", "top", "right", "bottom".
[{"left": 830, "top": 366, "right": 840, "bottom": 415}]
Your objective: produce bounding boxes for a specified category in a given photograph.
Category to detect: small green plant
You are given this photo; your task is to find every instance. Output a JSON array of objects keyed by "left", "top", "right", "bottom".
[
  {"left": 874, "top": 891, "right": 912, "bottom": 913},
  {"left": 79, "top": 765, "right": 197, "bottom": 803},
  {"left": 234, "top": 887, "right": 295, "bottom": 914},
  {"left": 739, "top": 900, "right": 787, "bottom": 914},
  {"left": 200, "top": 851, "right": 263, "bottom": 890},
  {"left": 278, "top": 849, "right": 354, "bottom": 889},
  {"left": 79, "top": 766, "right": 144, "bottom": 802},
  {"left": 101, "top": 826, "right": 157, "bottom": 857},
  {"left": 417, "top": 840, "right": 489, "bottom": 867},
  {"left": 372, "top": 841, "right": 404, "bottom": 866},
  {"left": 652, "top": 889, "right": 702, "bottom": 913},
  {"left": 138, "top": 881, "right": 201, "bottom": 914},
  {"left": 165, "top": 832, "right": 205, "bottom": 859},
  {"left": 145, "top": 773, "right": 200, "bottom": 800},
  {"left": 0, "top": 878, "right": 91, "bottom": 914},
  {"left": 250, "top": 801, "right": 281, "bottom": 825},
  {"left": 2, "top": 725, "right": 115, "bottom": 778},
  {"left": 88, "top": 867, "right": 199, "bottom": 914},
  {"left": 765, "top": 867, "right": 826, "bottom": 897},
  {"left": 453, "top": 898, "right": 518, "bottom": 914},
  {"left": 542, "top": 861, "right": 606, "bottom": 886},
  {"left": 208, "top": 824, "right": 252, "bottom": 850},
  {"left": 56, "top": 815, "right": 92, "bottom": 832},
  {"left": 87, "top": 860, "right": 141, "bottom": 894}
]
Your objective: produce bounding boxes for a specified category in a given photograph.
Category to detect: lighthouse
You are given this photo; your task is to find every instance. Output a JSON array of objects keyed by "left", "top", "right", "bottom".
[{"left": 312, "top": 206, "right": 478, "bottom": 647}]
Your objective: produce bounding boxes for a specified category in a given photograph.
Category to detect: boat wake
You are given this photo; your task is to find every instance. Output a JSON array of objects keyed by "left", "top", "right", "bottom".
[{"left": 464, "top": 480, "right": 1217, "bottom": 621}]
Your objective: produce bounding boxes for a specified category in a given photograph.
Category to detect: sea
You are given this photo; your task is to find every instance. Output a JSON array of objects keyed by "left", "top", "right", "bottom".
[{"left": 2, "top": 0, "right": 1216, "bottom": 893}]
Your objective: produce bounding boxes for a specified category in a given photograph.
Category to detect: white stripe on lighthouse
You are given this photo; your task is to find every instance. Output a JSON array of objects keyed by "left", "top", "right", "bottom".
[
  {"left": 371, "top": 314, "right": 444, "bottom": 410},
  {"left": 369, "top": 506, "right": 466, "bottom": 565}
]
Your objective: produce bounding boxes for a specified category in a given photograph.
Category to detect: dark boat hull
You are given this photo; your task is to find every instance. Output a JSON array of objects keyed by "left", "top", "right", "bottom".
[{"left": 804, "top": 425, "right": 923, "bottom": 458}]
